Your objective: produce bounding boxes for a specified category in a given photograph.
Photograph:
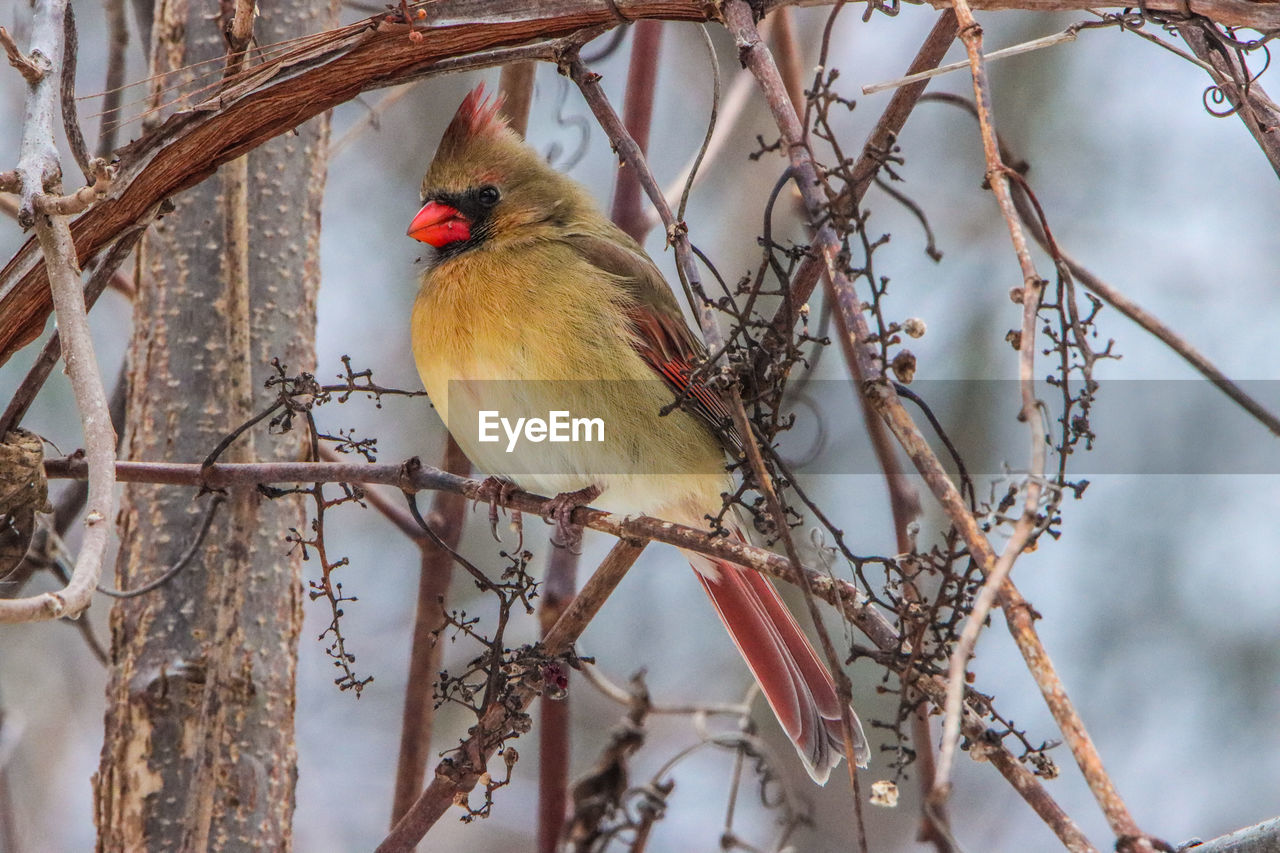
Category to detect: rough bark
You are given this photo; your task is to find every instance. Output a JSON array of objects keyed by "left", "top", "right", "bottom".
[{"left": 93, "top": 0, "right": 335, "bottom": 848}]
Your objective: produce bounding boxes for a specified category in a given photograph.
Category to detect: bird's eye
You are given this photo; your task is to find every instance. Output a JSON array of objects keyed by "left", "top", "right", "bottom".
[{"left": 477, "top": 186, "right": 501, "bottom": 207}]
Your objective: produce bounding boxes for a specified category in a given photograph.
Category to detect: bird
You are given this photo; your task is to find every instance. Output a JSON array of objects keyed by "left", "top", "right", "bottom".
[{"left": 406, "top": 83, "right": 868, "bottom": 783}]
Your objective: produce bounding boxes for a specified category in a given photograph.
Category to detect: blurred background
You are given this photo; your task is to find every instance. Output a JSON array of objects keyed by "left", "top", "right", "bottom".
[{"left": 2, "top": 1, "right": 1278, "bottom": 850}]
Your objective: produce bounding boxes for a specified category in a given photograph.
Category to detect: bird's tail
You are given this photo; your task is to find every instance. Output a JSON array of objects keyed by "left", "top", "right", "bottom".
[{"left": 688, "top": 548, "right": 870, "bottom": 784}]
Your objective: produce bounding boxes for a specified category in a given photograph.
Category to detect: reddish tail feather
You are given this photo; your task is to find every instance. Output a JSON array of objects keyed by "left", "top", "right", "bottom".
[{"left": 692, "top": 556, "right": 869, "bottom": 783}]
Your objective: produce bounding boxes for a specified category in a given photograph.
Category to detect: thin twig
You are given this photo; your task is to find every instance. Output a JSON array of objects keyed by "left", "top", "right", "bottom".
[
  {"left": 579, "top": 664, "right": 749, "bottom": 716},
  {"left": 676, "top": 24, "right": 720, "bottom": 228},
  {"left": 861, "top": 28, "right": 1077, "bottom": 95},
  {"left": 389, "top": 437, "right": 469, "bottom": 827},
  {"left": 648, "top": 64, "right": 754, "bottom": 231},
  {"left": 774, "top": 9, "right": 960, "bottom": 331},
  {"left": 59, "top": 4, "right": 91, "bottom": 181},
  {"left": 932, "top": 8, "right": 1053, "bottom": 796},
  {"left": 1068, "top": 253, "right": 1280, "bottom": 436},
  {"left": 97, "top": 0, "right": 128, "bottom": 156},
  {"left": 609, "top": 20, "right": 663, "bottom": 242},
  {"left": 562, "top": 50, "right": 722, "bottom": 352}
]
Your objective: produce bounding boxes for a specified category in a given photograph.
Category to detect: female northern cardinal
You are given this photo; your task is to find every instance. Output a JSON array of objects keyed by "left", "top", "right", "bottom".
[{"left": 407, "top": 85, "right": 868, "bottom": 783}]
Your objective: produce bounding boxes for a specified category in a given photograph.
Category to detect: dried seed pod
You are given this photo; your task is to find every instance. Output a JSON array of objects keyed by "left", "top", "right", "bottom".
[
  {"left": 869, "top": 780, "right": 899, "bottom": 807},
  {"left": 890, "top": 349, "right": 917, "bottom": 384}
]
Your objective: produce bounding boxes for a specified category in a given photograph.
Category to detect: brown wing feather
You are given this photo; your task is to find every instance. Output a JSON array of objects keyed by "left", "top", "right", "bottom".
[{"left": 563, "top": 231, "right": 741, "bottom": 453}]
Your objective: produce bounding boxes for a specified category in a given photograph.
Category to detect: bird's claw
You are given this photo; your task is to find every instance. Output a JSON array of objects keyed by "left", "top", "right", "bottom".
[
  {"left": 540, "top": 484, "right": 602, "bottom": 553},
  {"left": 475, "top": 476, "right": 521, "bottom": 541}
]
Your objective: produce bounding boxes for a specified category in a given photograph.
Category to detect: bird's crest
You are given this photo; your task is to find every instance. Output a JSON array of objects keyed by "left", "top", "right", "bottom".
[{"left": 441, "top": 83, "right": 507, "bottom": 147}]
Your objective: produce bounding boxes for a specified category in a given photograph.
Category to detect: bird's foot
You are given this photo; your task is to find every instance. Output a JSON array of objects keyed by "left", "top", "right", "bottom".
[
  {"left": 540, "top": 484, "right": 602, "bottom": 553},
  {"left": 475, "top": 476, "right": 522, "bottom": 541}
]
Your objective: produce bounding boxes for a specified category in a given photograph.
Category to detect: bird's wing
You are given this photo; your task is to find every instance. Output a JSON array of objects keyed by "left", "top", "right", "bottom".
[{"left": 563, "top": 231, "right": 741, "bottom": 454}]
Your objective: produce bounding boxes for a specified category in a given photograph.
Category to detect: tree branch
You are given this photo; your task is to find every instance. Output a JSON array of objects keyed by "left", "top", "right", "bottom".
[
  {"left": 43, "top": 453, "right": 1095, "bottom": 851},
  {"left": 0, "top": 0, "right": 809, "bottom": 366},
  {"left": 0, "top": 0, "right": 118, "bottom": 625},
  {"left": 927, "top": 0, "right": 1280, "bottom": 28},
  {"left": 1183, "top": 816, "right": 1280, "bottom": 853}
]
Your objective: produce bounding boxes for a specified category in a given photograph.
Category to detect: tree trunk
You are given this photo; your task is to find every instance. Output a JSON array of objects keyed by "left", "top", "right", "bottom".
[{"left": 94, "top": 0, "right": 335, "bottom": 848}]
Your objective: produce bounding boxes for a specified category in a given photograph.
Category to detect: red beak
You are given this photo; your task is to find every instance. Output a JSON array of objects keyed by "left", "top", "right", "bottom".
[{"left": 407, "top": 201, "right": 472, "bottom": 247}]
